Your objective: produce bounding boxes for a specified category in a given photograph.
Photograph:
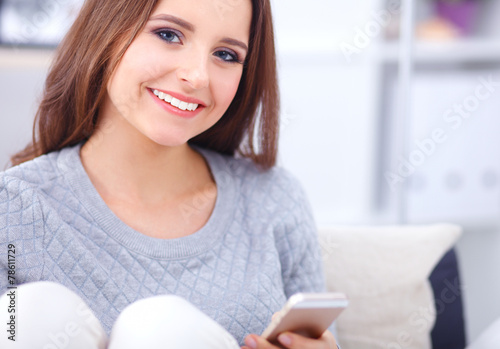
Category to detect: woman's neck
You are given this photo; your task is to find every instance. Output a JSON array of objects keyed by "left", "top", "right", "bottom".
[{"left": 80, "top": 114, "right": 213, "bottom": 207}]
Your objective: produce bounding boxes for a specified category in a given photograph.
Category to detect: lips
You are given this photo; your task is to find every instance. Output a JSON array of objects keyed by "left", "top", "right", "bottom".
[
  {"left": 152, "top": 89, "right": 199, "bottom": 111},
  {"left": 148, "top": 88, "right": 206, "bottom": 118}
]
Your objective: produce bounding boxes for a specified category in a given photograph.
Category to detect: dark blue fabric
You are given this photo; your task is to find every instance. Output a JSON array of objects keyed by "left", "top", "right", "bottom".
[{"left": 429, "top": 248, "right": 466, "bottom": 349}]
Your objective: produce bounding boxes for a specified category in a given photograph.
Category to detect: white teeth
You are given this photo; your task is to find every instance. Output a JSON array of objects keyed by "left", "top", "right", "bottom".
[
  {"left": 152, "top": 89, "right": 199, "bottom": 111},
  {"left": 170, "top": 97, "right": 180, "bottom": 107}
]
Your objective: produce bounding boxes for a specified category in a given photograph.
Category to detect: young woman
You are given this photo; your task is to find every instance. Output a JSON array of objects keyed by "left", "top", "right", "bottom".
[{"left": 0, "top": 0, "right": 337, "bottom": 348}]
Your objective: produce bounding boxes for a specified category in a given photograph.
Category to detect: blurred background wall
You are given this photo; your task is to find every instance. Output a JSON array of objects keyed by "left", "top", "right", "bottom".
[{"left": 1, "top": 0, "right": 500, "bottom": 344}]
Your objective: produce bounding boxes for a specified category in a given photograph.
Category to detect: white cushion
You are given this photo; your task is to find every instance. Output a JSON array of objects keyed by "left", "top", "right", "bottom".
[{"left": 318, "top": 224, "right": 462, "bottom": 349}]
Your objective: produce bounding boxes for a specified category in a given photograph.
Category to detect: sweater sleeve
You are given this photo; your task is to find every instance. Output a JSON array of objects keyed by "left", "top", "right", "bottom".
[
  {"left": 273, "top": 171, "right": 326, "bottom": 298},
  {"left": 271, "top": 171, "right": 341, "bottom": 345},
  {"left": 0, "top": 175, "right": 45, "bottom": 294}
]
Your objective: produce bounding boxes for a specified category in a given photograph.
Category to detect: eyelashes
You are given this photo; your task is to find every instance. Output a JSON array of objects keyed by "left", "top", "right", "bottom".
[
  {"left": 213, "top": 49, "right": 243, "bottom": 64},
  {"left": 153, "top": 28, "right": 244, "bottom": 64},
  {"left": 155, "top": 28, "right": 182, "bottom": 44}
]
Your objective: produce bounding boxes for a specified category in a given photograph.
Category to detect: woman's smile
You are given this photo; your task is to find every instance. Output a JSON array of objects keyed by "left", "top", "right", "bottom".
[
  {"left": 148, "top": 88, "right": 206, "bottom": 118},
  {"left": 152, "top": 89, "right": 202, "bottom": 112}
]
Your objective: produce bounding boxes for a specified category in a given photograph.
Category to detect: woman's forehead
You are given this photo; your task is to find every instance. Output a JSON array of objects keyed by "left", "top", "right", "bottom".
[{"left": 151, "top": 0, "right": 253, "bottom": 29}]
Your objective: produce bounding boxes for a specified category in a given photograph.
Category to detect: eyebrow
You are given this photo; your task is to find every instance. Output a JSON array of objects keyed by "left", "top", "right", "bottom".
[
  {"left": 150, "top": 14, "right": 248, "bottom": 52},
  {"left": 220, "top": 38, "right": 248, "bottom": 52},
  {"left": 150, "top": 14, "right": 194, "bottom": 32}
]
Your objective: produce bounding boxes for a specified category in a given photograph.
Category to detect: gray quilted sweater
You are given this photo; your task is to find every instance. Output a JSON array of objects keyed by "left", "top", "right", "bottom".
[{"left": 0, "top": 143, "right": 326, "bottom": 345}]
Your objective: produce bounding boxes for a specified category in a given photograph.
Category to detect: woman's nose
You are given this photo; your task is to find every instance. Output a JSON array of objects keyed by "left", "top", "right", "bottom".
[{"left": 176, "top": 52, "right": 210, "bottom": 90}]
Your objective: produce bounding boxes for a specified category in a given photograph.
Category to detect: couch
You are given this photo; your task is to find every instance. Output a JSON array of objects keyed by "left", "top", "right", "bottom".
[{"left": 319, "top": 224, "right": 465, "bottom": 349}]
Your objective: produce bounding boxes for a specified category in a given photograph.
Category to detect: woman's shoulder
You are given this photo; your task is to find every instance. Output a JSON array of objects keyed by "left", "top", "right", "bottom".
[
  {"left": 201, "top": 147, "right": 302, "bottom": 186},
  {"left": 198, "top": 147, "right": 309, "bottom": 206},
  {"left": 0, "top": 146, "right": 75, "bottom": 197}
]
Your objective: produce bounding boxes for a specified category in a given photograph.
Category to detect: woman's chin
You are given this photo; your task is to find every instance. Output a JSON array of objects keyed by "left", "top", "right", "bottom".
[{"left": 147, "top": 132, "right": 192, "bottom": 149}]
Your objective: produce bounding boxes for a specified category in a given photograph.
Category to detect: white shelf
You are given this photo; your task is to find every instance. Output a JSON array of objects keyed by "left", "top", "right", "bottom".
[
  {"left": 278, "top": 38, "right": 500, "bottom": 66},
  {"left": 0, "top": 47, "right": 54, "bottom": 69},
  {"left": 377, "top": 38, "right": 500, "bottom": 64},
  {"left": 277, "top": 48, "right": 370, "bottom": 65}
]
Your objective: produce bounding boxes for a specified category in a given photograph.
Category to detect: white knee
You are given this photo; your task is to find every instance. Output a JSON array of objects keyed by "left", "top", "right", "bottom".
[
  {"left": 0, "top": 281, "right": 107, "bottom": 349},
  {"left": 108, "top": 295, "right": 239, "bottom": 349}
]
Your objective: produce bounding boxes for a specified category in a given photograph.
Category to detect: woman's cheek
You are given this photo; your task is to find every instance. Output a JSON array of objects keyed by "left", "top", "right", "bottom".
[{"left": 220, "top": 71, "right": 244, "bottom": 106}]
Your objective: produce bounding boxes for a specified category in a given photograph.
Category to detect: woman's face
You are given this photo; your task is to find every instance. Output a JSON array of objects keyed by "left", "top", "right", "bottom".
[{"left": 102, "top": 0, "right": 252, "bottom": 147}]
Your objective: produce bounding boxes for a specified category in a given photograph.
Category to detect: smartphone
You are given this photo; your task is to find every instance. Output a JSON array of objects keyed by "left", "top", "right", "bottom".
[{"left": 261, "top": 292, "right": 348, "bottom": 346}]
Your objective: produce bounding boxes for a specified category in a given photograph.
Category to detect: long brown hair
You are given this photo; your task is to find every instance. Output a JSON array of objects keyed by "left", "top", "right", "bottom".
[{"left": 11, "top": 0, "right": 279, "bottom": 170}]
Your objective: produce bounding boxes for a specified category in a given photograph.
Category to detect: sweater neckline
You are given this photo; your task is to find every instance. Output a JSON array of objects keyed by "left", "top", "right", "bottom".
[{"left": 58, "top": 143, "right": 236, "bottom": 260}]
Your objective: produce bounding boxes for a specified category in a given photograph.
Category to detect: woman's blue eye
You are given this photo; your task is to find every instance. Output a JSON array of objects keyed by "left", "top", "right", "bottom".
[
  {"left": 214, "top": 50, "right": 240, "bottom": 63},
  {"left": 156, "top": 30, "right": 181, "bottom": 43}
]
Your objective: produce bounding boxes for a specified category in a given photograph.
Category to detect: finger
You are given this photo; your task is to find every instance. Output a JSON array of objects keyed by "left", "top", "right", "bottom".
[
  {"left": 244, "top": 334, "right": 282, "bottom": 349},
  {"left": 276, "top": 331, "right": 337, "bottom": 349},
  {"left": 321, "top": 331, "right": 338, "bottom": 348}
]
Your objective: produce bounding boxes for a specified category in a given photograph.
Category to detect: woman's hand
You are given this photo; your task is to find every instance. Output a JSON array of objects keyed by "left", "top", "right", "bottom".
[{"left": 241, "top": 330, "right": 337, "bottom": 349}]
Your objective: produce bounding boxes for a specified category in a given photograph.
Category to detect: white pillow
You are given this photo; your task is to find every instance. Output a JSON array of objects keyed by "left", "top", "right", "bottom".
[{"left": 318, "top": 224, "right": 462, "bottom": 349}]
